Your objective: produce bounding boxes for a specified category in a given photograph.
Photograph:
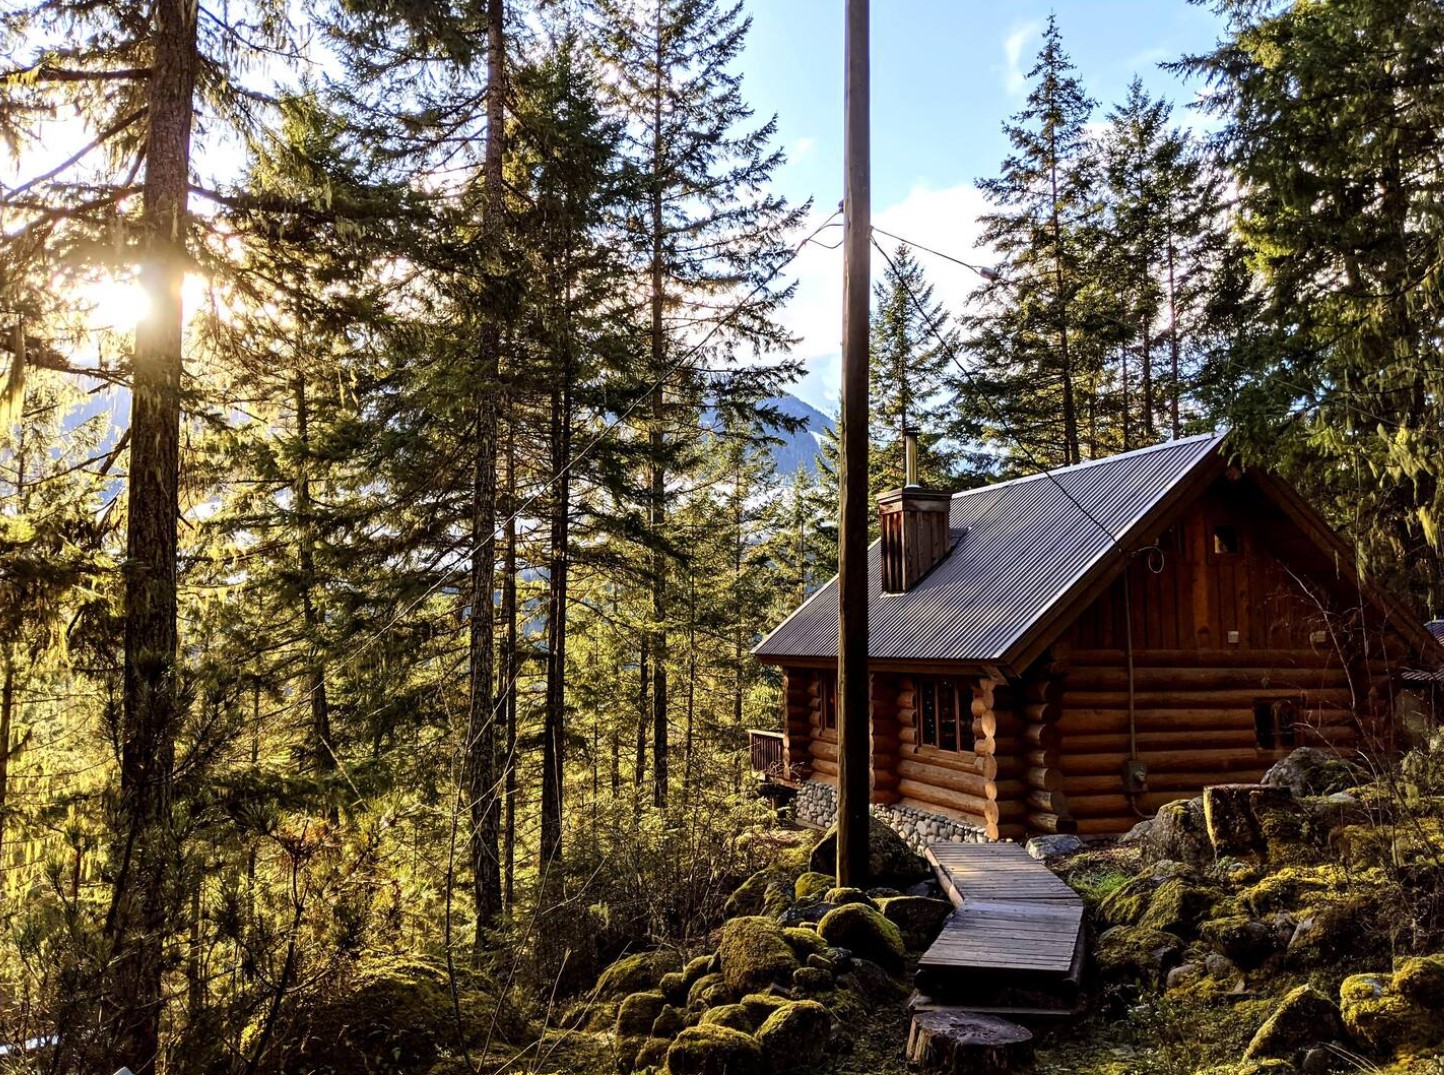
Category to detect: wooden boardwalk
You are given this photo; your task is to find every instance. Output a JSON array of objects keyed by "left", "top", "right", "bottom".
[{"left": 915, "top": 842, "right": 1085, "bottom": 1011}]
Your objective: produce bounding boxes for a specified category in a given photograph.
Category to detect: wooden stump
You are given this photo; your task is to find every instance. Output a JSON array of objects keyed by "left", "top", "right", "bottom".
[{"left": 906, "top": 1010, "right": 1034, "bottom": 1075}]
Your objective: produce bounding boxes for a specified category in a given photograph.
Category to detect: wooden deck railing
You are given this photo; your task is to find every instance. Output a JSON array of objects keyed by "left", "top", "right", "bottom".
[{"left": 747, "top": 729, "right": 793, "bottom": 783}]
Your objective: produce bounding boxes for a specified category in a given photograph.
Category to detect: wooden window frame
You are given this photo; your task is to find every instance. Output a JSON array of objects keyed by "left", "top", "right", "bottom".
[
  {"left": 818, "top": 674, "right": 838, "bottom": 734},
  {"left": 913, "top": 676, "right": 964, "bottom": 753}
]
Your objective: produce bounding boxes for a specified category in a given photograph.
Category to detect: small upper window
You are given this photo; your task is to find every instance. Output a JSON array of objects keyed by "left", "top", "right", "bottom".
[{"left": 1213, "top": 525, "right": 1239, "bottom": 555}]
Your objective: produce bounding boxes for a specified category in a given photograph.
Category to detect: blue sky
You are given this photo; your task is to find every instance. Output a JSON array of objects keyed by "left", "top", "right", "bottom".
[{"left": 739, "top": 0, "right": 1227, "bottom": 411}]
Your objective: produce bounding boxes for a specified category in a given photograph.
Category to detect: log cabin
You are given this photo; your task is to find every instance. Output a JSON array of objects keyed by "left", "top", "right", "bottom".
[{"left": 750, "top": 433, "right": 1444, "bottom": 839}]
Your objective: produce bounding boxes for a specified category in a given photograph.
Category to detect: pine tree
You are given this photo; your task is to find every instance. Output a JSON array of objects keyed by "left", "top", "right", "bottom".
[{"left": 964, "top": 15, "right": 1099, "bottom": 469}]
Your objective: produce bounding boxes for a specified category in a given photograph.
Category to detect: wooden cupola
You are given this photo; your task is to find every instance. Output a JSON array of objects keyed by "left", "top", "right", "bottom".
[{"left": 879, "top": 430, "right": 954, "bottom": 593}]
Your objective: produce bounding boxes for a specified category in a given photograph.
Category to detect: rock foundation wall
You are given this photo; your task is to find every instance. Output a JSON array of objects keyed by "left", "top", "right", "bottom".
[{"left": 792, "top": 779, "right": 990, "bottom": 853}]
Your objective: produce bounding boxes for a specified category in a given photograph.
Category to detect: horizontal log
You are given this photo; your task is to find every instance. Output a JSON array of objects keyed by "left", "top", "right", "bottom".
[
  {"left": 897, "top": 779, "right": 999, "bottom": 823},
  {"left": 1062, "top": 747, "right": 1289, "bottom": 776},
  {"left": 1069, "top": 648, "right": 1351, "bottom": 668},
  {"left": 1068, "top": 791, "right": 1190, "bottom": 818},
  {"left": 1074, "top": 816, "right": 1139, "bottom": 835},
  {"left": 1026, "top": 789, "right": 1072, "bottom": 816},
  {"left": 1026, "top": 766, "right": 1064, "bottom": 793},
  {"left": 871, "top": 734, "right": 903, "bottom": 754},
  {"left": 871, "top": 787, "right": 901, "bottom": 806},
  {"left": 897, "top": 759, "right": 995, "bottom": 800},
  {"left": 1025, "top": 749, "right": 1061, "bottom": 769},
  {"left": 1063, "top": 667, "right": 1353, "bottom": 690},
  {"left": 810, "top": 739, "right": 838, "bottom": 762},
  {"left": 1067, "top": 729, "right": 1263, "bottom": 753},
  {"left": 1062, "top": 769, "right": 1268, "bottom": 796},
  {"left": 1026, "top": 811, "right": 1078, "bottom": 836},
  {"left": 1024, "top": 723, "right": 1061, "bottom": 749},
  {"left": 1061, "top": 688, "right": 1356, "bottom": 708},
  {"left": 872, "top": 770, "right": 901, "bottom": 790}
]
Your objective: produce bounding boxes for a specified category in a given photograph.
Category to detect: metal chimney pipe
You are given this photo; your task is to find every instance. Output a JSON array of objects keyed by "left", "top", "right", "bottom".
[{"left": 904, "top": 427, "right": 919, "bottom": 488}]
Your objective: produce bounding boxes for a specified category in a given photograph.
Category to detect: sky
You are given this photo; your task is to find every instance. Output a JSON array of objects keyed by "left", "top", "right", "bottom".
[{"left": 740, "top": 0, "right": 1227, "bottom": 413}]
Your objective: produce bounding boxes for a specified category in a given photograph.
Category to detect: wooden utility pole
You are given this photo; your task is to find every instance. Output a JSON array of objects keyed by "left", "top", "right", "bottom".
[{"left": 836, "top": 0, "right": 871, "bottom": 887}]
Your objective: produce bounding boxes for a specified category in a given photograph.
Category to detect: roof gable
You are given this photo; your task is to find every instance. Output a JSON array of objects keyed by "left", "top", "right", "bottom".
[{"left": 754, "top": 433, "right": 1226, "bottom": 669}]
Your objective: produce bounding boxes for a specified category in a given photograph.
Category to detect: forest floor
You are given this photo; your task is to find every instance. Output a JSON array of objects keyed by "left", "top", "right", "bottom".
[{"left": 556, "top": 745, "right": 1444, "bottom": 1075}]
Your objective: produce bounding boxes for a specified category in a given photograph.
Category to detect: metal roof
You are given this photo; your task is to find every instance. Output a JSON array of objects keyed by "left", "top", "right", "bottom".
[{"left": 753, "top": 433, "right": 1226, "bottom": 667}]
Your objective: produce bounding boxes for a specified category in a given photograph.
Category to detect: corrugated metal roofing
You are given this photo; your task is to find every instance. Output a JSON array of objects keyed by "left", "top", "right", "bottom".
[{"left": 753, "top": 433, "right": 1225, "bottom": 666}]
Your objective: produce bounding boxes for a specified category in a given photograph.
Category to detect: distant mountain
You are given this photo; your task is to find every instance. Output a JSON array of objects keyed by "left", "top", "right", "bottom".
[{"left": 766, "top": 394, "right": 833, "bottom": 477}]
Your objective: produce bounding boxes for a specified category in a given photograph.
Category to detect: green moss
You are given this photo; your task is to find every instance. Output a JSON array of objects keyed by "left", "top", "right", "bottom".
[
  {"left": 1098, "top": 873, "right": 1157, "bottom": 927},
  {"left": 817, "top": 903, "right": 905, "bottom": 974},
  {"left": 617, "top": 992, "right": 670, "bottom": 1038},
  {"left": 738, "top": 993, "right": 790, "bottom": 1027},
  {"left": 1199, "top": 915, "right": 1277, "bottom": 970},
  {"left": 793, "top": 872, "right": 833, "bottom": 903},
  {"left": 716, "top": 916, "right": 799, "bottom": 995},
  {"left": 756, "top": 1000, "right": 831, "bottom": 1068},
  {"left": 1243, "top": 985, "right": 1342, "bottom": 1062},
  {"left": 1137, "top": 876, "right": 1219, "bottom": 937},
  {"left": 658, "top": 972, "right": 688, "bottom": 1005},
  {"left": 1094, "top": 925, "right": 1184, "bottom": 987},
  {"left": 1238, "top": 865, "right": 1362, "bottom": 916},
  {"left": 726, "top": 866, "right": 800, "bottom": 919},
  {"left": 599, "top": 951, "right": 683, "bottom": 1000},
  {"left": 614, "top": 1033, "right": 649, "bottom": 1073},
  {"left": 875, "top": 896, "right": 953, "bottom": 950},
  {"left": 699, "top": 1004, "right": 755, "bottom": 1033},
  {"left": 682, "top": 955, "right": 714, "bottom": 988},
  {"left": 664, "top": 1024, "right": 765, "bottom": 1075},
  {"left": 782, "top": 927, "right": 824, "bottom": 959},
  {"left": 791, "top": 966, "right": 832, "bottom": 994},
  {"left": 821, "top": 887, "right": 876, "bottom": 908},
  {"left": 652, "top": 1005, "right": 687, "bottom": 1039},
  {"left": 1340, "top": 968, "right": 1444, "bottom": 1057},
  {"left": 636, "top": 1037, "right": 670, "bottom": 1072},
  {"left": 687, "top": 972, "right": 729, "bottom": 1008},
  {"left": 1393, "top": 955, "right": 1444, "bottom": 1009}
]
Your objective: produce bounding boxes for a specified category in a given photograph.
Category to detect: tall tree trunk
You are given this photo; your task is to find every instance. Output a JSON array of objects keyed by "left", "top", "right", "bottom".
[
  {"left": 1048, "top": 145, "right": 1079, "bottom": 466},
  {"left": 1166, "top": 234, "right": 1181, "bottom": 439},
  {"left": 1120, "top": 344, "right": 1130, "bottom": 451},
  {"left": 0, "top": 652, "right": 13, "bottom": 873},
  {"left": 1141, "top": 296, "right": 1154, "bottom": 436},
  {"left": 467, "top": 0, "right": 505, "bottom": 949},
  {"left": 541, "top": 318, "right": 574, "bottom": 867},
  {"left": 635, "top": 636, "right": 648, "bottom": 796},
  {"left": 108, "top": 1, "right": 199, "bottom": 1067},
  {"left": 649, "top": 11, "right": 669, "bottom": 810},
  {"left": 294, "top": 375, "right": 333, "bottom": 777},
  {"left": 500, "top": 403, "right": 517, "bottom": 912}
]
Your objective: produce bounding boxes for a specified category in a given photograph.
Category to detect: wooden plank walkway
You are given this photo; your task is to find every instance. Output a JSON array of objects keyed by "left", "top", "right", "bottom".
[{"left": 919, "top": 842, "right": 1084, "bottom": 979}]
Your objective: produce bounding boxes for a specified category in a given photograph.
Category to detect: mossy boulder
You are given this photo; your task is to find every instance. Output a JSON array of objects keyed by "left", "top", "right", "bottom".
[
  {"left": 1262, "top": 748, "right": 1365, "bottom": 798},
  {"left": 1204, "top": 784, "right": 1296, "bottom": 861},
  {"left": 599, "top": 951, "right": 683, "bottom": 1000},
  {"left": 1094, "top": 925, "right": 1184, "bottom": 987},
  {"left": 782, "top": 927, "right": 825, "bottom": 959},
  {"left": 1339, "top": 968, "right": 1444, "bottom": 1056},
  {"left": 1199, "top": 915, "right": 1278, "bottom": 970},
  {"left": 817, "top": 903, "right": 905, "bottom": 974},
  {"left": 687, "top": 973, "right": 730, "bottom": 1008},
  {"left": 1284, "top": 897, "right": 1375, "bottom": 969},
  {"left": 665, "top": 1025, "right": 765, "bottom": 1075},
  {"left": 876, "top": 896, "right": 953, "bottom": 951},
  {"left": 699, "top": 1004, "right": 755, "bottom": 1033},
  {"left": 756, "top": 1000, "right": 830, "bottom": 1070},
  {"left": 1133, "top": 796, "right": 1212, "bottom": 867},
  {"left": 1243, "top": 985, "right": 1343, "bottom": 1063},
  {"left": 793, "top": 872, "right": 833, "bottom": 903},
  {"left": 726, "top": 866, "right": 799, "bottom": 920},
  {"left": 1098, "top": 873, "right": 1158, "bottom": 927},
  {"left": 791, "top": 965, "right": 832, "bottom": 993},
  {"left": 652, "top": 1005, "right": 687, "bottom": 1039},
  {"left": 658, "top": 972, "right": 689, "bottom": 1005},
  {"left": 1137, "top": 876, "right": 1220, "bottom": 937},
  {"left": 635, "top": 1037, "right": 671, "bottom": 1071},
  {"left": 682, "top": 955, "right": 714, "bottom": 988},
  {"left": 1393, "top": 953, "right": 1444, "bottom": 1008},
  {"left": 808, "top": 816, "right": 930, "bottom": 885},
  {"left": 616, "top": 992, "right": 670, "bottom": 1038},
  {"left": 1239, "top": 865, "right": 1366, "bottom": 916},
  {"left": 821, "top": 886, "right": 876, "bottom": 908},
  {"left": 717, "top": 917, "right": 800, "bottom": 995}
]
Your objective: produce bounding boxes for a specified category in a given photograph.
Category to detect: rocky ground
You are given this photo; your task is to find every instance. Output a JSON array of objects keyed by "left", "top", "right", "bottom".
[{"left": 556, "top": 745, "right": 1444, "bottom": 1075}]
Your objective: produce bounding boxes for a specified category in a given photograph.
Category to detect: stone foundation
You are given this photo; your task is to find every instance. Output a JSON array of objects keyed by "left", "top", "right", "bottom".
[{"left": 792, "top": 779, "right": 990, "bottom": 853}]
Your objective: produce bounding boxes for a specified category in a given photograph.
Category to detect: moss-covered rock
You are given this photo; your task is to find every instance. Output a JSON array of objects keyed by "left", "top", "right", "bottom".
[
  {"left": 682, "top": 955, "right": 714, "bottom": 988},
  {"left": 658, "top": 972, "right": 689, "bottom": 1005},
  {"left": 738, "top": 993, "right": 790, "bottom": 1027},
  {"left": 1137, "top": 876, "right": 1219, "bottom": 937},
  {"left": 782, "top": 927, "right": 825, "bottom": 959},
  {"left": 599, "top": 951, "right": 683, "bottom": 1000},
  {"left": 817, "top": 903, "right": 905, "bottom": 974},
  {"left": 756, "top": 1000, "right": 830, "bottom": 1070},
  {"left": 1243, "top": 985, "right": 1343, "bottom": 1063},
  {"left": 1393, "top": 953, "right": 1444, "bottom": 1009},
  {"left": 699, "top": 1004, "right": 755, "bottom": 1033},
  {"left": 1338, "top": 969, "right": 1444, "bottom": 1056},
  {"left": 1283, "top": 897, "right": 1375, "bottom": 970},
  {"left": 1135, "top": 796, "right": 1212, "bottom": 867},
  {"left": 791, "top": 965, "right": 832, "bottom": 994},
  {"left": 876, "top": 896, "right": 953, "bottom": 950},
  {"left": 808, "top": 816, "right": 930, "bottom": 885},
  {"left": 616, "top": 992, "right": 670, "bottom": 1038},
  {"left": 821, "top": 886, "right": 876, "bottom": 908},
  {"left": 665, "top": 1025, "right": 765, "bottom": 1075},
  {"left": 1098, "top": 873, "right": 1157, "bottom": 927},
  {"left": 726, "top": 866, "right": 800, "bottom": 920},
  {"left": 717, "top": 916, "right": 800, "bottom": 995},
  {"left": 1094, "top": 925, "right": 1184, "bottom": 987},
  {"left": 614, "top": 1034, "right": 650, "bottom": 1073},
  {"left": 687, "top": 973, "right": 729, "bottom": 1008},
  {"left": 652, "top": 1005, "right": 687, "bottom": 1040},
  {"left": 1262, "top": 747, "right": 1365, "bottom": 798},
  {"left": 1199, "top": 915, "right": 1278, "bottom": 970},
  {"left": 793, "top": 872, "right": 833, "bottom": 903},
  {"left": 1238, "top": 864, "right": 1367, "bottom": 916},
  {"left": 636, "top": 1037, "right": 671, "bottom": 1072}
]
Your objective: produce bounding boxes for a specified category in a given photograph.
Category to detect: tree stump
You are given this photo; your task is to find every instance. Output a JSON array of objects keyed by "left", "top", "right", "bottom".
[{"left": 906, "top": 1011, "right": 1034, "bottom": 1075}]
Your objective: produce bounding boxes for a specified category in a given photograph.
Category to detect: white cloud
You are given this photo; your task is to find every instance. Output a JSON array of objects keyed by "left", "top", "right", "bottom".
[
  {"left": 793, "top": 135, "right": 817, "bottom": 161},
  {"left": 1002, "top": 21, "right": 1043, "bottom": 97},
  {"left": 781, "top": 183, "right": 995, "bottom": 413}
]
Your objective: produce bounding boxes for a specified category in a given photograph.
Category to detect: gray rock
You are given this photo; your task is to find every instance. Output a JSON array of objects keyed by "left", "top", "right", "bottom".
[
  {"left": 809, "top": 815, "right": 931, "bottom": 885},
  {"left": 1261, "top": 747, "right": 1364, "bottom": 797},
  {"left": 777, "top": 901, "right": 834, "bottom": 928},
  {"left": 1165, "top": 962, "right": 1201, "bottom": 990},
  {"left": 1026, "top": 834, "right": 1085, "bottom": 859},
  {"left": 1138, "top": 796, "right": 1212, "bottom": 867}
]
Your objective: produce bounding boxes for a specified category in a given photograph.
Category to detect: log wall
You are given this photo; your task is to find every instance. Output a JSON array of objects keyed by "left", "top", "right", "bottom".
[{"left": 781, "top": 669, "right": 813, "bottom": 781}]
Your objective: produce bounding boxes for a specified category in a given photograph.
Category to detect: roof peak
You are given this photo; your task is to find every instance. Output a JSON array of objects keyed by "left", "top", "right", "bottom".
[{"left": 950, "top": 431, "right": 1225, "bottom": 502}]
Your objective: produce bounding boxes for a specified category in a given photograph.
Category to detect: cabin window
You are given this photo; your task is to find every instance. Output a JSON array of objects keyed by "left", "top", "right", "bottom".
[
  {"left": 1253, "top": 699, "right": 1297, "bottom": 750},
  {"left": 914, "top": 677, "right": 964, "bottom": 752},
  {"left": 1213, "top": 525, "right": 1239, "bottom": 555},
  {"left": 818, "top": 675, "right": 837, "bottom": 732}
]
